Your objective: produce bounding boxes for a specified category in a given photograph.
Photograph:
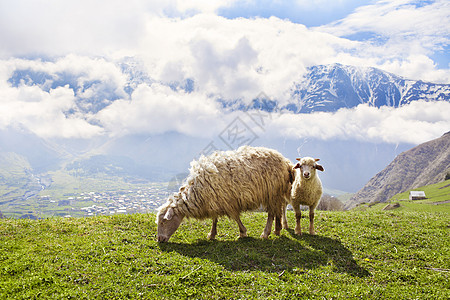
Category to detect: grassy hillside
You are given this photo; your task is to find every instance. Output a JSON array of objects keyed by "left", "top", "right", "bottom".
[
  {"left": 346, "top": 132, "right": 450, "bottom": 209},
  {"left": 0, "top": 152, "right": 40, "bottom": 205},
  {"left": 391, "top": 179, "right": 450, "bottom": 203},
  {"left": 355, "top": 180, "right": 450, "bottom": 213},
  {"left": 1, "top": 211, "right": 449, "bottom": 299}
]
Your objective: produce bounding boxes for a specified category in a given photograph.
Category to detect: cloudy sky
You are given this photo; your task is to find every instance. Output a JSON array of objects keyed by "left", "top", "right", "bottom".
[{"left": 0, "top": 0, "right": 449, "bottom": 143}]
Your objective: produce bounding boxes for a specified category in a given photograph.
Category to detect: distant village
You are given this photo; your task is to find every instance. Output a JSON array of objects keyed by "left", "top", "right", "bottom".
[{"left": 36, "top": 186, "right": 170, "bottom": 218}]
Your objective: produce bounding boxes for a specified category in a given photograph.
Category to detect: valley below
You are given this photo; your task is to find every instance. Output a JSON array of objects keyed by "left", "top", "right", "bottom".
[{"left": 0, "top": 169, "right": 171, "bottom": 219}]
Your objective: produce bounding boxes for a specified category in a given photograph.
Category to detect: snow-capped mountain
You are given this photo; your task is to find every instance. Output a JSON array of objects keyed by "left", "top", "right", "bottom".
[
  {"left": 287, "top": 64, "right": 449, "bottom": 113},
  {"left": 8, "top": 61, "right": 449, "bottom": 116}
]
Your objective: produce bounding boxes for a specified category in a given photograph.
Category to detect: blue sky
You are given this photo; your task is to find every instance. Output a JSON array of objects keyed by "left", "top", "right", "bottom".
[
  {"left": 0, "top": 0, "right": 448, "bottom": 142},
  {"left": 431, "top": 45, "right": 450, "bottom": 69},
  {"left": 218, "top": 0, "right": 374, "bottom": 27}
]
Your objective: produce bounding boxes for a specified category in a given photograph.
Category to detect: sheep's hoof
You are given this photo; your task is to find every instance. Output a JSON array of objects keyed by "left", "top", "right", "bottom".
[
  {"left": 309, "top": 231, "right": 316, "bottom": 235},
  {"left": 294, "top": 230, "right": 302, "bottom": 235},
  {"left": 207, "top": 234, "right": 216, "bottom": 240},
  {"left": 239, "top": 233, "right": 248, "bottom": 238},
  {"left": 260, "top": 233, "right": 269, "bottom": 239},
  {"left": 274, "top": 230, "right": 281, "bottom": 236}
]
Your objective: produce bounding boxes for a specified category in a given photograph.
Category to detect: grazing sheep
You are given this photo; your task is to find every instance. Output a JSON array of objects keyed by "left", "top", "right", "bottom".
[
  {"left": 156, "top": 146, "right": 295, "bottom": 242},
  {"left": 283, "top": 157, "right": 324, "bottom": 235}
]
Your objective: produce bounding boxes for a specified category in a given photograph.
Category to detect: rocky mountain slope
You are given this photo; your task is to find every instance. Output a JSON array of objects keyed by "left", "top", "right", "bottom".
[{"left": 345, "top": 132, "right": 450, "bottom": 209}]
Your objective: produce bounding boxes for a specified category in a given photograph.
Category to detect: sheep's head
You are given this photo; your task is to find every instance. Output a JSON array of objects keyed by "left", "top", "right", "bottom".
[
  {"left": 156, "top": 204, "right": 184, "bottom": 242},
  {"left": 294, "top": 157, "right": 324, "bottom": 180}
]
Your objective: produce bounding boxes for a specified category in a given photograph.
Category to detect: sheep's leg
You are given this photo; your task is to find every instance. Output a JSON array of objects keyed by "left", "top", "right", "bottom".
[
  {"left": 207, "top": 218, "right": 218, "bottom": 240},
  {"left": 261, "top": 212, "right": 274, "bottom": 239},
  {"left": 233, "top": 216, "right": 247, "bottom": 238},
  {"left": 281, "top": 203, "right": 289, "bottom": 229},
  {"left": 274, "top": 212, "right": 282, "bottom": 236},
  {"left": 309, "top": 207, "right": 315, "bottom": 235},
  {"left": 294, "top": 207, "right": 302, "bottom": 235}
]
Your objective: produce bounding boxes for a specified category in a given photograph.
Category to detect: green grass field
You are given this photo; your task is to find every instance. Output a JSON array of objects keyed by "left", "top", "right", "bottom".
[{"left": 1, "top": 210, "right": 449, "bottom": 299}]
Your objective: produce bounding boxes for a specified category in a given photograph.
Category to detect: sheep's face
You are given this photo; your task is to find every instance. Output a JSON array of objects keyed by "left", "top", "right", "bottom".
[
  {"left": 156, "top": 206, "right": 183, "bottom": 242},
  {"left": 294, "top": 157, "right": 324, "bottom": 180}
]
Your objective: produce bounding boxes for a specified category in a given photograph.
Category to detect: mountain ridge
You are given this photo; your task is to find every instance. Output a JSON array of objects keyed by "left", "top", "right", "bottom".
[
  {"left": 288, "top": 63, "right": 449, "bottom": 113},
  {"left": 220, "top": 63, "right": 449, "bottom": 114},
  {"left": 9, "top": 62, "right": 450, "bottom": 116}
]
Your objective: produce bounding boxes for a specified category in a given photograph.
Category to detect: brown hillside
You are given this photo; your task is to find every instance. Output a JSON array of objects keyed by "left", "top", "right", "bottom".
[{"left": 345, "top": 132, "right": 450, "bottom": 209}]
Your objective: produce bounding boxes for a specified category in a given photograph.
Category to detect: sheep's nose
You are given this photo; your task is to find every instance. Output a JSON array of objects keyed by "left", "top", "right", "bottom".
[{"left": 304, "top": 172, "right": 310, "bottom": 178}]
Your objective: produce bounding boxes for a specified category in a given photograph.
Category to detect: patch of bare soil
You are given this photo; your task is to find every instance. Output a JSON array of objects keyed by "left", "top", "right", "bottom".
[{"left": 382, "top": 203, "right": 400, "bottom": 210}]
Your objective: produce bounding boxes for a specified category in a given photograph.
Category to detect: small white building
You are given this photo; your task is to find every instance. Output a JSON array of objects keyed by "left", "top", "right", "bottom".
[{"left": 409, "top": 191, "right": 426, "bottom": 200}]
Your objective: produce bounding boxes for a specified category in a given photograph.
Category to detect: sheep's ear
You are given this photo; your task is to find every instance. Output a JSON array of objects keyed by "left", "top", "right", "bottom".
[
  {"left": 315, "top": 164, "right": 324, "bottom": 172},
  {"left": 164, "top": 207, "right": 174, "bottom": 220},
  {"left": 315, "top": 158, "right": 320, "bottom": 162},
  {"left": 293, "top": 163, "right": 301, "bottom": 169}
]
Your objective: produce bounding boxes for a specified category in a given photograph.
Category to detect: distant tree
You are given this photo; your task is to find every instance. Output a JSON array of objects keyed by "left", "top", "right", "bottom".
[{"left": 317, "top": 194, "right": 344, "bottom": 211}]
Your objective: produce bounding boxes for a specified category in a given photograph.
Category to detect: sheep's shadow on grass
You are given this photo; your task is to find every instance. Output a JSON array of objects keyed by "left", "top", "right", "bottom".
[{"left": 158, "top": 232, "right": 370, "bottom": 277}]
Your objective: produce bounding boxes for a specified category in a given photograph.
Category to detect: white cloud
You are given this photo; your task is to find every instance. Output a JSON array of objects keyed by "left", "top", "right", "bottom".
[
  {"left": 0, "top": 56, "right": 126, "bottom": 138},
  {"left": 267, "top": 100, "right": 450, "bottom": 144},
  {"left": 379, "top": 54, "right": 450, "bottom": 84},
  {"left": 5, "top": 55, "right": 128, "bottom": 91},
  {"left": 97, "top": 92, "right": 450, "bottom": 145},
  {"left": 0, "top": 0, "right": 148, "bottom": 57},
  {"left": 174, "top": 0, "right": 239, "bottom": 14},
  {"left": 316, "top": 0, "right": 450, "bottom": 81},
  {"left": 320, "top": 0, "right": 450, "bottom": 43},
  {"left": 138, "top": 15, "right": 355, "bottom": 102},
  {"left": 0, "top": 0, "right": 448, "bottom": 142},
  {"left": 96, "top": 83, "right": 224, "bottom": 138},
  {"left": 0, "top": 85, "right": 103, "bottom": 138},
  {"left": 1, "top": 0, "right": 447, "bottom": 85},
  {"left": 0, "top": 0, "right": 240, "bottom": 58}
]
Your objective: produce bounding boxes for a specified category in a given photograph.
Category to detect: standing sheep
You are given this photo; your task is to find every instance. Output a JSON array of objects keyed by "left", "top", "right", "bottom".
[
  {"left": 156, "top": 146, "right": 294, "bottom": 242},
  {"left": 283, "top": 157, "right": 324, "bottom": 235}
]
